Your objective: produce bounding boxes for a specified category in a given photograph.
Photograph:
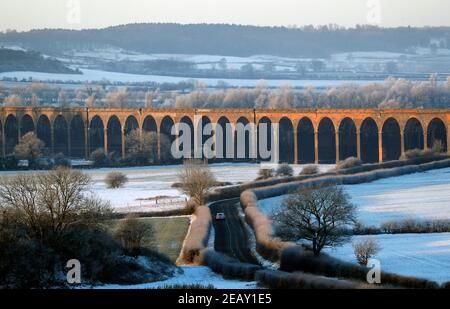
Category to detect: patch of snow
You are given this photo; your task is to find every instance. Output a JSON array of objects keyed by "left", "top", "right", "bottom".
[
  {"left": 343, "top": 167, "right": 450, "bottom": 227},
  {"left": 91, "top": 266, "right": 258, "bottom": 289},
  {"left": 324, "top": 233, "right": 450, "bottom": 284}
]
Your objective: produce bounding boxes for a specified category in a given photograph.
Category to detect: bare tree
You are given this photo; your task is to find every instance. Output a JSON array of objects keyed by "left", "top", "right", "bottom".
[
  {"left": 177, "top": 160, "right": 216, "bottom": 205},
  {"left": 0, "top": 167, "right": 111, "bottom": 244},
  {"left": 106, "top": 87, "right": 129, "bottom": 108},
  {"left": 4, "top": 94, "right": 22, "bottom": 106},
  {"left": 272, "top": 185, "right": 356, "bottom": 256}
]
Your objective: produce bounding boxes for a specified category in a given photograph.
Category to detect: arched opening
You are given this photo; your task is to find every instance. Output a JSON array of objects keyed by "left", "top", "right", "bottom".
[
  {"left": 89, "top": 116, "right": 104, "bottom": 154},
  {"left": 339, "top": 118, "right": 357, "bottom": 161},
  {"left": 124, "top": 116, "right": 139, "bottom": 135},
  {"left": 180, "top": 116, "right": 194, "bottom": 159},
  {"left": 70, "top": 115, "right": 85, "bottom": 158},
  {"left": 258, "top": 117, "right": 272, "bottom": 162},
  {"left": 297, "top": 117, "right": 315, "bottom": 164},
  {"left": 404, "top": 118, "right": 424, "bottom": 151},
  {"left": 36, "top": 115, "right": 51, "bottom": 154},
  {"left": 124, "top": 116, "right": 139, "bottom": 155},
  {"left": 20, "top": 114, "right": 34, "bottom": 137},
  {"left": 427, "top": 118, "right": 447, "bottom": 152},
  {"left": 5, "top": 115, "right": 19, "bottom": 155},
  {"left": 143, "top": 115, "right": 157, "bottom": 133},
  {"left": 235, "top": 117, "right": 251, "bottom": 161},
  {"left": 54, "top": 115, "right": 68, "bottom": 156},
  {"left": 5, "top": 115, "right": 18, "bottom": 155},
  {"left": 279, "top": 117, "right": 294, "bottom": 163},
  {"left": 318, "top": 117, "right": 336, "bottom": 164},
  {"left": 201, "top": 116, "right": 212, "bottom": 159},
  {"left": 160, "top": 116, "right": 175, "bottom": 162},
  {"left": 360, "top": 118, "right": 379, "bottom": 163},
  {"left": 382, "top": 118, "right": 401, "bottom": 161},
  {"left": 107, "top": 116, "right": 122, "bottom": 157}
]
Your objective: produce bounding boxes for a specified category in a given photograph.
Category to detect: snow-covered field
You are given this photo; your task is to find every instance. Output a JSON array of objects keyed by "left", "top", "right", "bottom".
[
  {"left": 0, "top": 69, "right": 378, "bottom": 88},
  {"left": 91, "top": 266, "right": 257, "bottom": 289},
  {"left": 325, "top": 233, "right": 450, "bottom": 284},
  {"left": 258, "top": 168, "right": 450, "bottom": 226},
  {"left": 343, "top": 167, "right": 450, "bottom": 227},
  {"left": 0, "top": 163, "right": 328, "bottom": 212}
]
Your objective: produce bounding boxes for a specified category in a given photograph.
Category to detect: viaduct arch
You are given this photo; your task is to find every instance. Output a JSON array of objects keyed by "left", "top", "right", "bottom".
[{"left": 1, "top": 107, "right": 449, "bottom": 164}]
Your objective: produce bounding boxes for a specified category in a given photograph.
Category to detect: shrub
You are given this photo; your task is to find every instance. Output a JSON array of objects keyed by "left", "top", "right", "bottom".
[
  {"left": 257, "top": 168, "right": 274, "bottom": 180},
  {"left": 105, "top": 172, "right": 128, "bottom": 189},
  {"left": 91, "top": 148, "right": 110, "bottom": 167},
  {"left": 352, "top": 238, "right": 381, "bottom": 266},
  {"left": 4, "top": 155, "right": 18, "bottom": 169},
  {"left": 115, "top": 214, "right": 154, "bottom": 257},
  {"left": 379, "top": 219, "right": 450, "bottom": 234},
  {"left": 53, "top": 153, "right": 71, "bottom": 167},
  {"left": 400, "top": 147, "right": 441, "bottom": 160},
  {"left": 276, "top": 163, "right": 293, "bottom": 177},
  {"left": 280, "top": 246, "right": 439, "bottom": 289},
  {"left": 202, "top": 249, "right": 261, "bottom": 280},
  {"left": 336, "top": 157, "right": 362, "bottom": 170},
  {"left": 300, "top": 165, "right": 319, "bottom": 175},
  {"left": 431, "top": 140, "right": 444, "bottom": 154},
  {"left": 256, "top": 269, "right": 362, "bottom": 289}
]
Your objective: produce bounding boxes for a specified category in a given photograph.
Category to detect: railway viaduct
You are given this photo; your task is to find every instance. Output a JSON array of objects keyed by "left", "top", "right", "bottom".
[{"left": 0, "top": 107, "right": 449, "bottom": 164}]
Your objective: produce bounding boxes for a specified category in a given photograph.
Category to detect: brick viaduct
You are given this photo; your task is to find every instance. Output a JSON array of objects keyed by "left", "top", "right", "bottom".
[{"left": 0, "top": 107, "right": 448, "bottom": 164}]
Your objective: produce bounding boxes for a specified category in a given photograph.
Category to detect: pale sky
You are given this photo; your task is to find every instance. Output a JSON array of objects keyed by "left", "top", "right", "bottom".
[{"left": 0, "top": 0, "right": 449, "bottom": 31}]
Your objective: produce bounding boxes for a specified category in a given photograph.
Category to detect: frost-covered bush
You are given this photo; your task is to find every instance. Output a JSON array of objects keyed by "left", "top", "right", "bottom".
[
  {"left": 352, "top": 238, "right": 381, "bottom": 266},
  {"left": 276, "top": 163, "right": 293, "bottom": 177},
  {"left": 106, "top": 172, "right": 128, "bottom": 189},
  {"left": 257, "top": 168, "right": 275, "bottom": 180},
  {"left": 300, "top": 165, "right": 319, "bottom": 175},
  {"left": 336, "top": 157, "right": 362, "bottom": 170}
]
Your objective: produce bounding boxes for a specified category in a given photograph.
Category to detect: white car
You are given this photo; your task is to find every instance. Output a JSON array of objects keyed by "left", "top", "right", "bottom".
[{"left": 215, "top": 213, "right": 226, "bottom": 220}]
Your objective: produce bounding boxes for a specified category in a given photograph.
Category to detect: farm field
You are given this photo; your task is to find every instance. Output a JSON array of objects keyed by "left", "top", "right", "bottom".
[{"left": 109, "top": 216, "right": 191, "bottom": 262}]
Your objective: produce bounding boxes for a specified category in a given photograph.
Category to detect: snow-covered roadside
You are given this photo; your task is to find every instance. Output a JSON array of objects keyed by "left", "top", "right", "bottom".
[
  {"left": 324, "top": 233, "right": 450, "bottom": 284},
  {"left": 89, "top": 266, "right": 258, "bottom": 289}
]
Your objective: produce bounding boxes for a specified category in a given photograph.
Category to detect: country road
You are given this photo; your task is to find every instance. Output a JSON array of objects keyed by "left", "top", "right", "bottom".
[{"left": 209, "top": 198, "right": 259, "bottom": 265}]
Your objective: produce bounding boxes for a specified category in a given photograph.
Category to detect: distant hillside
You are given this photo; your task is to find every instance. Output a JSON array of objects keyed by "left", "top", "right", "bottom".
[
  {"left": 0, "top": 48, "right": 80, "bottom": 74},
  {"left": 0, "top": 23, "right": 449, "bottom": 58}
]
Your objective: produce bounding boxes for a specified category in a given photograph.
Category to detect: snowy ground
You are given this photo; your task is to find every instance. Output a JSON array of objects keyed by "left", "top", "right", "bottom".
[
  {"left": 343, "top": 168, "right": 450, "bottom": 226},
  {"left": 0, "top": 163, "right": 331, "bottom": 212},
  {"left": 324, "top": 233, "right": 450, "bottom": 284},
  {"left": 90, "top": 266, "right": 257, "bottom": 289},
  {"left": 258, "top": 168, "right": 450, "bottom": 226},
  {"left": 0, "top": 69, "right": 378, "bottom": 88}
]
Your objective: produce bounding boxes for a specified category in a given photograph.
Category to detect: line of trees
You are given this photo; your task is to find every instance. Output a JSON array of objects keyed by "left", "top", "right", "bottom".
[{"left": 2, "top": 75, "right": 450, "bottom": 109}]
